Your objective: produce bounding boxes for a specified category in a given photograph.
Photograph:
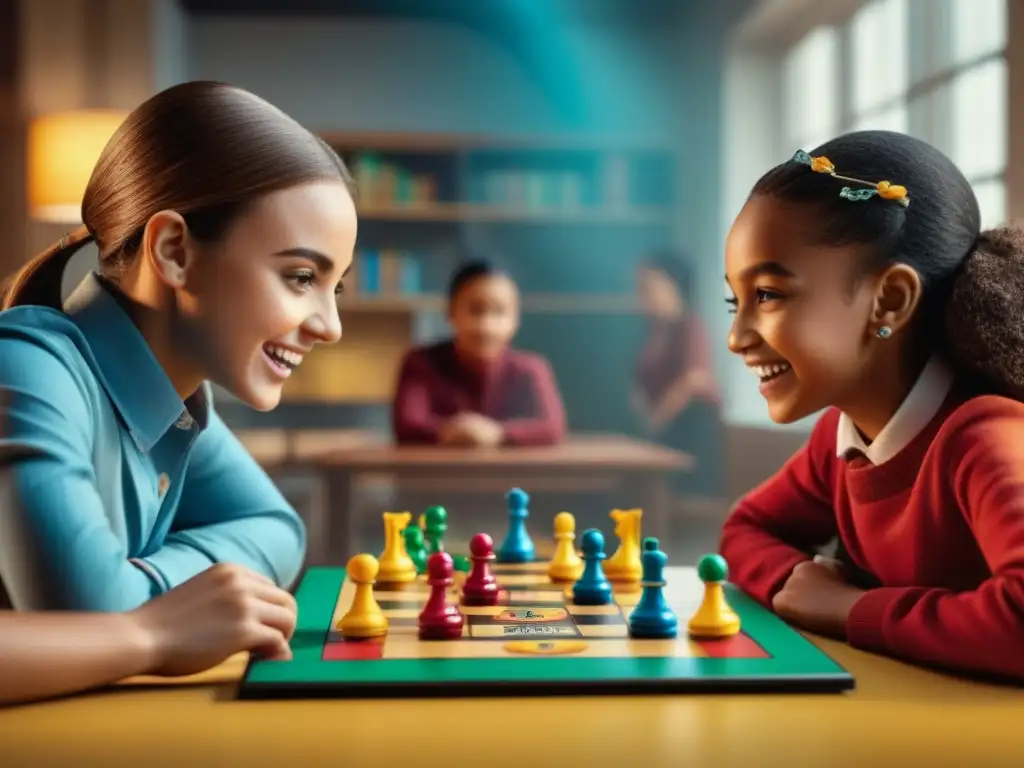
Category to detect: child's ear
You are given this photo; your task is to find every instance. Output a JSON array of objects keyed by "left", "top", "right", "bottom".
[
  {"left": 142, "top": 210, "right": 194, "bottom": 289},
  {"left": 871, "top": 263, "right": 923, "bottom": 336}
]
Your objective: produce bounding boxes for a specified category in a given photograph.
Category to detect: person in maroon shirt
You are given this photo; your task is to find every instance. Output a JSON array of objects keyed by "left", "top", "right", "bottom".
[
  {"left": 720, "top": 131, "right": 1024, "bottom": 682},
  {"left": 392, "top": 260, "right": 566, "bottom": 447},
  {"left": 633, "top": 252, "right": 724, "bottom": 496}
]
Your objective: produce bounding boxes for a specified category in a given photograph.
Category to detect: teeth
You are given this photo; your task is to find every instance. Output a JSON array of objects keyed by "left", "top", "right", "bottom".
[
  {"left": 753, "top": 362, "right": 790, "bottom": 379},
  {"left": 265, "top": 344, "right": 303, "bottom": 368}
]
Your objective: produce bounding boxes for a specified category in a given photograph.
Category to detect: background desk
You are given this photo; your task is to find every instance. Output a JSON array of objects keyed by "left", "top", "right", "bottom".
[
  {"left": 1, "top": 636, "right": 1020, "bottom": 767},
  {"left": 274, "top": 434, "right": 693, "bottom": 560}
]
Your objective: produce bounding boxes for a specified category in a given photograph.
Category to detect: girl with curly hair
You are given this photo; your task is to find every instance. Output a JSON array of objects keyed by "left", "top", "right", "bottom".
[{"left": 720, "top": 130, "right": 1024, "bottom": 682}]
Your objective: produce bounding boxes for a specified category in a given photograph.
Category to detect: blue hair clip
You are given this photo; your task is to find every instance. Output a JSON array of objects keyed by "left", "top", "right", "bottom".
[{"left": 791, "top": 149, "right": 909, "bottom": 207}]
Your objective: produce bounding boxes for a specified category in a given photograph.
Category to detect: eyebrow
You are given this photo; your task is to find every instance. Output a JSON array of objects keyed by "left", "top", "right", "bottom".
[
  {"left": 273, "top": 247, "right": 351, "bottom": 277},
  {"left": 725, "top": 260, "right": 797, "bottom": 285}
]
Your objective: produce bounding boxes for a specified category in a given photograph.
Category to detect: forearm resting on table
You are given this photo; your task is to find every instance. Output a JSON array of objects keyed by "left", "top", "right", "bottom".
[{"left": 0, "top": 611, "right": 153, "bottom": 705}]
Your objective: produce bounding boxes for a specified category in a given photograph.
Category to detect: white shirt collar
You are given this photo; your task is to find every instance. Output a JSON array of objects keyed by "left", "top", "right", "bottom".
[{"left": 835, "top": 355, "right": 953, "bottom": 466}]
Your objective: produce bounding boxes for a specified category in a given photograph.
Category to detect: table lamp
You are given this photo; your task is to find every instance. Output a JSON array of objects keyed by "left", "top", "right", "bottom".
[{"left": 26, "top": 109, "right": 127, "bottom": 223}]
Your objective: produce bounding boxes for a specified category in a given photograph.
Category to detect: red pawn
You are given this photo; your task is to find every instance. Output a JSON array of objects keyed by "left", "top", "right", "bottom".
[
  {"left": 462, "top": 533, "right": 500, "bottom": 606},
  {"left": 418, "top": 552, "right": 465, "bottom": 640}
]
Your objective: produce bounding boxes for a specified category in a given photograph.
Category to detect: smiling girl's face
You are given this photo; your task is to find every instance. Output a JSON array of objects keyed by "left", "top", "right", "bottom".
[
  {"left": 724, "top": 195, "right": 880, "bottom": 424},
  {"left": 176, "top": 181, "right": 357, "bottom": 411}
]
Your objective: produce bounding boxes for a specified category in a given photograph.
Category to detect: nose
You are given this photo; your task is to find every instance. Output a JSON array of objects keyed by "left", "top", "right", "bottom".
[
  {"left": 302, "top": 297, "right": 343, "bottom": 345},
  {"left": 727, "top": 311, "right": 759, "bottom": 355}
]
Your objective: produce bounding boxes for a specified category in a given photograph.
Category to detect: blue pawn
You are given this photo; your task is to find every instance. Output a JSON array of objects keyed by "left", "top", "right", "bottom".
[
  {"left": 628, "top": 537, "right": 677, "bottom": 638},
  {"left": 572, "top": 529, "right": 614, "bottom": 605},
  {"left": 497, "top": 487, "right": 535, "bottom": 563}
]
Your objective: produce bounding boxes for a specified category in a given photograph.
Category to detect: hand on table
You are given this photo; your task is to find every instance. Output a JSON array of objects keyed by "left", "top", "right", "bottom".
[
  {"left": 438, "top": 413, "right": 505, "bottom": 447},
  {"left": 772, "top": 556, "right": 866, "bottom": 639},
  {"left": 128, "top": 563, "right": 297, "bottom": 677}
]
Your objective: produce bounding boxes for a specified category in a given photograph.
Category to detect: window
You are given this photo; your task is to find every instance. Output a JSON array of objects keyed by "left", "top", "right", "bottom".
[
  {"left": 972, "top": 179, "right": 1005, "bottom": 229},
  {"left": 949, "top": 57, "right": 1007, "bottom": 179},
  {"left": 951, "top": 0, "right": 1006, "bottom": 66},
  {"left": 850, "top": 0, "right": 909, "bottom": 117},
  {"left": 783, "top": 25, "right": 840, "bottom": 151}
]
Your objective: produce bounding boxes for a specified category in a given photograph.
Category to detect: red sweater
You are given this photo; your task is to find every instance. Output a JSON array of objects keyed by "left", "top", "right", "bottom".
[
  {"left": 721, "top": 389, "right": 1024, "bottom": 682},
  {"left": 391, "top": 340, "right": 566, "bottom": 446}
]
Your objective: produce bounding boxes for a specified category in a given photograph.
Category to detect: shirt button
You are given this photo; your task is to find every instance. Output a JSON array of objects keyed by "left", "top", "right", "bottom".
[{"left": 157, "top": 473, "right": 170, "bottom": 497}]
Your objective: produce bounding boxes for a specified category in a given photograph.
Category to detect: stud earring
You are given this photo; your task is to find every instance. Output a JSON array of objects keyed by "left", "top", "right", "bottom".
[{"left": 876, "top": 325, "right": 892, "bottom": 339}]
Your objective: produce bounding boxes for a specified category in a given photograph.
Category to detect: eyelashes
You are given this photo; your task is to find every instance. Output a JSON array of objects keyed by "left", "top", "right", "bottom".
[{"left": 725, "top": 289, "right": 785, "bottom": 314}]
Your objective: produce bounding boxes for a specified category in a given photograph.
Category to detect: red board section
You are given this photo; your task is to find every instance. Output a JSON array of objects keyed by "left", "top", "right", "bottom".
[
  {"left": 698, "top": 632, "right": 771, "bottom": 659},
  {"left": 323, "top": 638, "right": 385, "bottom": 661}
]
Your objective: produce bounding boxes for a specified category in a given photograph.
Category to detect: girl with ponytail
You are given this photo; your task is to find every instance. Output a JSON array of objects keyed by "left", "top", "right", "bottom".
[{"left": 0, "top": 81, "right": 357, "bottom": 618}]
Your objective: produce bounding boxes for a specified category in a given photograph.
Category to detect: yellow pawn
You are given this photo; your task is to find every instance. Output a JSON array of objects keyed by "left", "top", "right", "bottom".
[
  {"left": 377, "top": 511, "right": 417, "bottom": 583},
  {"left": 548, "top": 511, "right": 583, "bottom": 581},
  {"left": 603, "top": 508, "right": 643, "bottom": 583},
  {"left": 337, "top": 554, "right": 389, "bottom": 638},
  {"left": 687, "top": 554, "right": 740, "bottom": 638}
]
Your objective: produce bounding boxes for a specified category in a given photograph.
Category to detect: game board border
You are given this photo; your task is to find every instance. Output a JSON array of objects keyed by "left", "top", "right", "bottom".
[{"left": 237, "top": 567, "right": 855, "bottom": 699}]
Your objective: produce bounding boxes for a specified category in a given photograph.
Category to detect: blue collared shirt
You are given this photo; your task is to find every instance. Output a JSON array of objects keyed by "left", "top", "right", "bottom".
[{"left": 0, "top": 272, "right": 306, "bottom": 611}]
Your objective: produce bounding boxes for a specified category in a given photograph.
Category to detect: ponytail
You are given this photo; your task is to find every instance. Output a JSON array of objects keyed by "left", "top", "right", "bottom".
[{"left": 1, "top": 226, "right": 95, "bottom": 310}]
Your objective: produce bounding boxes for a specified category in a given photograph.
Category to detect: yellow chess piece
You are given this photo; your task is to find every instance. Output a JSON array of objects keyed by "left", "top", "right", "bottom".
[
  {"left": 603, "top": 508, "right": 643, "bottom": 582},
  {"left": 548, "top": 511, "right": 583, "bottom": 581},
  {"left": 377, "top": 511, "right": 417, "bottom": 583},
  {"left": 687, "top": 554, "right": 740, "bottom": 638},
  {"left": 337, "top": 553, "right": 389, "bottom": 638}
]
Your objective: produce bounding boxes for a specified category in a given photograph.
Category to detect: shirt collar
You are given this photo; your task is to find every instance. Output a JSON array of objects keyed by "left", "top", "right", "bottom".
[
  {"left": 63, "top": 272, "right": 207, "bottom": 452},
  {"left": 835, "top": 354, "right": 953, "bottom": 466}
]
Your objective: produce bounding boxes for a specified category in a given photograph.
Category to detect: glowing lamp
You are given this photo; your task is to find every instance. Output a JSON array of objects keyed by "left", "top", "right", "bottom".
[{"left": 26, "top": 109, "right": 127, "bottom": 223}]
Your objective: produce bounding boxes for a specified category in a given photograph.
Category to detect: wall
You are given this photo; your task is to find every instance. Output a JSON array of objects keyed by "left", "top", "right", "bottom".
[
  {"left": 187, "top": 14, "right": 678, "bottom": 140},
  {"left": 16, "top": 0, "right": 189, "bottom": 289}
]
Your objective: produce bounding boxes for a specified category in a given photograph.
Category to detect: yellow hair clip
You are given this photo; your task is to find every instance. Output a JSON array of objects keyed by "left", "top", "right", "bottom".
[{"left": 793, "top": 150, "right": 909, "bottom": 207}]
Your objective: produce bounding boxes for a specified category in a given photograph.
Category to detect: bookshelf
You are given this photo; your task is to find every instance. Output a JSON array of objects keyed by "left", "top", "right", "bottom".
[{"left": 281, "top": 131, "right": 678, "bottom": 428}]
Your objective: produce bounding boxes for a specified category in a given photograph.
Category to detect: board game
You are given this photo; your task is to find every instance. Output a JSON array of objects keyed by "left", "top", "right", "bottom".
[{"left": 239, "top": 495, "right": 854, "bottom": 699}]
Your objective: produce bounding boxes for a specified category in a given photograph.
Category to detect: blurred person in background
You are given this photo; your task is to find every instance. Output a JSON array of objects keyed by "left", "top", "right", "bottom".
[
  {"left": 392, "top": 259, "right": 566, "bottom": 447},
  {"left": 633, "top": 251, "right": 724, "bottom": 497}
]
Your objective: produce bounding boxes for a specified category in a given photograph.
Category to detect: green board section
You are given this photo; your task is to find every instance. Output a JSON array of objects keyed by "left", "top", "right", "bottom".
[{"left": 239, "top": 567, "right": 854, "bottom": 698}]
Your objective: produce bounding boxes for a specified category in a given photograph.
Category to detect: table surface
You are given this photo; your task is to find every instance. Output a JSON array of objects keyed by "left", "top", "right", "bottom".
[
  {"left": 2, "top": 628, "right": 1021, "bottom": 766},
  {"left": 296, "top": 433, "right": 693, "bottom": 471}
]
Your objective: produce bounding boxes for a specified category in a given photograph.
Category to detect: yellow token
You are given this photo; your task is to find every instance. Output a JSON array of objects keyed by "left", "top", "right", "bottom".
[{"left": 503, "top": 640, "right": 588, "bottom": 656}]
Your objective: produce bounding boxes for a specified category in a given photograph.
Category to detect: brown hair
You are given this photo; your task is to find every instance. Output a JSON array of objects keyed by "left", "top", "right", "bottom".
[{"left": 2, "top": 81, "right": 353, "bottom": 310}]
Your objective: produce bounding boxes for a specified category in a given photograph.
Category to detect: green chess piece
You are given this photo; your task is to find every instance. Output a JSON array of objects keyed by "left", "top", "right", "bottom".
[
  {"left": 452, "top": 554, "right": 471, "bottom": 573},
  {"left": 403, "top": 525, "right": 428, "bottom": 574},
  {"left": 423, "top": 505, "right": 448, "bottom": 554},
  {"left": 696, "top": 553, "right": 729, "bottom": 583}
]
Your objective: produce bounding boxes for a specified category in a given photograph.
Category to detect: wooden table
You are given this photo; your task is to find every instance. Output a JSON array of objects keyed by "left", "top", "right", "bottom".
[
  {"left": 2, "top": 636, "right": 1020, "bottom": 766},
  {"left": 286, "top": 434, "right": 693, "bottom": 560}
]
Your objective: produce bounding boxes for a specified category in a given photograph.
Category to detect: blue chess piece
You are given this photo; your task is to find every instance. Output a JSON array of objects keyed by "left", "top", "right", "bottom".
[
  {"left": 497, "top": 487, "right": 535, "bottom": 563},
  {"left": 628, "top": 537, "right": 677, "bottom": 638},
  {"left": 572, "top": 529, "right": 613, "bottom": 605}
]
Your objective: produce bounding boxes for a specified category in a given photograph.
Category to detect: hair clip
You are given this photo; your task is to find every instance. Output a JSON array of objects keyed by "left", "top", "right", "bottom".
[{"left": 792, "top": 150, "right": 909, "bottom": 207}]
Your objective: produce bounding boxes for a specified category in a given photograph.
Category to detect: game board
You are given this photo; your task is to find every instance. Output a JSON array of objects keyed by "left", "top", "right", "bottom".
[{"left": 239, "top": 560, "right": 854, "bottom": 699}]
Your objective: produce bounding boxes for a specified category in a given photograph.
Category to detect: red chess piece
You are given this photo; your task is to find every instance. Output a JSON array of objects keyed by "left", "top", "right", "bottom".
[
  {"left": 418, "top": 552, "right": 465, "bottom": 640},
  {"left": 462, "top": 533, "right": 500, "bottom": 606}
]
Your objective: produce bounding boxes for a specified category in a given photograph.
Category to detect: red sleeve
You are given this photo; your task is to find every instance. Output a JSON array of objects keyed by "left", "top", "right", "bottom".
[
  {"left": 500, "top": 356, "right": 567, "bottom": 446},
  {"left": 391, "top": 352, "right": 442, "bottom": 444},
  {"left": 719, "top": 410, "right": 840, "bottom": 605},
  {"left": 846, "top": 397, "right": 1024, "bottom": 681}
]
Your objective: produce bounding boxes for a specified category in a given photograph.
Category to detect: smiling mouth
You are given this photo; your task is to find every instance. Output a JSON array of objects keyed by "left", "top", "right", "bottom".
[
  {"left": 753, "top": 361, "right": 791, "bottom": 383},
  {"left": 262, "top": 343, "right": 303, "bottom": 376}
]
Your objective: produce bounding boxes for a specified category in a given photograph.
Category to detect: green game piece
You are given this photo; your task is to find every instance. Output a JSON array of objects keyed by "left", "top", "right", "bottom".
[
  {"left": 423, "top": 505, "right": 448, "bottom": 554},
  {"left": 696, "top": 553, "right": 728, "bottom": 583},
  {"left": 452, "top": 554, "right": 471, "bottom": 573},
  {"left": 403, "top": 525, "right": 428, "bottom": 574}
]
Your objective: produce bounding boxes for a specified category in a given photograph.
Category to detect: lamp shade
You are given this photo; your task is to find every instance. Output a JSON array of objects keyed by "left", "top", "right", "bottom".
[{"left": 26, "top": 109, "right": 128, "bottom": 223}]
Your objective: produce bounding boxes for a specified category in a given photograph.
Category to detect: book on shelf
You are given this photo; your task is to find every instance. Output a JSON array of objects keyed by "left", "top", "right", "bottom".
[{"left": 351, "top": 249, "right": 423, "bottom": 298}]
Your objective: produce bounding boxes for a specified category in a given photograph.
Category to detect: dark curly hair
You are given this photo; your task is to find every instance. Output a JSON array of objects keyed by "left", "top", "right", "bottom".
[{"left": 751, "top": 130, "right": 1024, "bottom": 398}]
